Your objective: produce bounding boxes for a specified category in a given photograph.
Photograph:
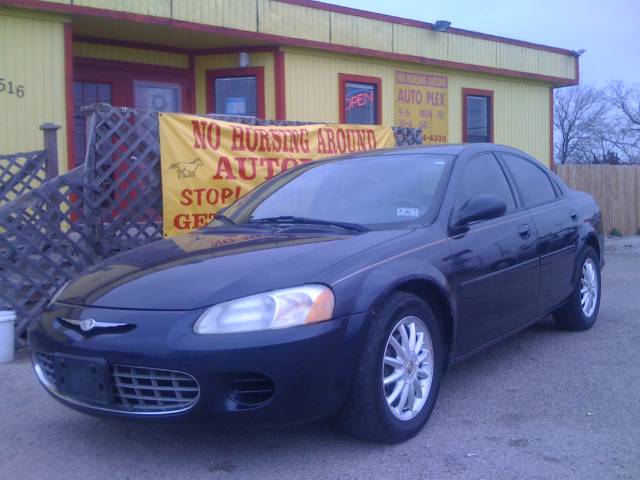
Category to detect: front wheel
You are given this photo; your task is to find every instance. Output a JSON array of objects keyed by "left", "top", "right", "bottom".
[
  {"left": 553, "top": 247, "right": 601, "bottom": 331},
  {"left": 340, "top": 292, "right": 444, "bottom": 443}
]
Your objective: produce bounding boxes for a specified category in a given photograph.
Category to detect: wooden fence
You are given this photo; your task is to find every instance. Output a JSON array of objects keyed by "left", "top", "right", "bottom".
[
  {"left": 556, "top": 165, "right": 640, "bottom": 236},
  {"left": 0, "top": 124, "right": 60, "bottom": 205}
]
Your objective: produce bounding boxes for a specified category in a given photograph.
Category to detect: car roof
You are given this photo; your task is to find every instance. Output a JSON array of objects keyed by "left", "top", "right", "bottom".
[
  {"left": 376, "top": 143, "right": 526, "bottom": 157},
  {"left": 318, "top": 143, "right": 537, "bottom": 165}
]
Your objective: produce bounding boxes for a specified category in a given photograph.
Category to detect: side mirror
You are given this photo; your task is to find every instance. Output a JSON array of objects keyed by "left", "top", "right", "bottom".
[{"left": 452, "top": 194, "right": 507, "bottom": 230}]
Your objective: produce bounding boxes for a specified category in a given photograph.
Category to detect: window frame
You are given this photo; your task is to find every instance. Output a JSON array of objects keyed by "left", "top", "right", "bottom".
[
  {"left": 73, "top": 57, "right": 191, "bottom": 167},
  {"left": 462, "top": 88, "right": 494, "bottom": 143},
  {"left": 339, "top": 73, "right": 382, "bottom": 125},
  {"left": 73, "top": 80, "right": 113, "bottom": 164},
  {"left": 496, "top": 152, "right": 559, "bottom": 209},
  {"left": 206, "top": 67, "right": 266, "bottom": 118},
  {"left": 449, "top": 151, "right": 520, "bottom": 227}
]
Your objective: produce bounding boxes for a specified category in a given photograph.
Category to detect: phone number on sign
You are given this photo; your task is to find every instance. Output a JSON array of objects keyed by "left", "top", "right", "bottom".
[{"left": 425, "top": 134, "right": 447, "bottom": 143}]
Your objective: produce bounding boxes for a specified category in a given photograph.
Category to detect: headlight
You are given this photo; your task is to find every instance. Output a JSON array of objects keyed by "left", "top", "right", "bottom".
[{"left": 193, "top": 285, "right": 335, "bottom": 334}]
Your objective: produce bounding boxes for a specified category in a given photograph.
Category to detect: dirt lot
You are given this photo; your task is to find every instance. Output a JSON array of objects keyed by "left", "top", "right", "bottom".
[{"left": 1, "top": 238, "right": 639, "bottom": 480}]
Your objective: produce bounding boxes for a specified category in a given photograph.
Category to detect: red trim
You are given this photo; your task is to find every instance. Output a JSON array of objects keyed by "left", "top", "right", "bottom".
[
  {"left": 461, "top": 88, "right": 494, "bottom": 143},
  {"left": 339, "top": 73, "right": 382, "bottom": 125},
  {"left": 74, "top": 58, "right": 192, "bottom": 113},
  {"left": 64, "top": 23, "right": 75, "bottom": 170},
  {"left": 549, "top": 87, "right": 555, "bottom": 170},
  {"left": 205, "top": 67, "right": 266, "bottom": 118},
  {"left": 0, "top": 0, "right": 578, "bottom": 87},
  {"left": 274, "top": 49, "right": 286, "bottom": 120}
]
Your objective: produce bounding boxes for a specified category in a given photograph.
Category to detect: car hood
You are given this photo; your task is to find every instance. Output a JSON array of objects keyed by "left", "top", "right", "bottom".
[{"left": 57, "top": 227, "right": 408, "bottom": 310}]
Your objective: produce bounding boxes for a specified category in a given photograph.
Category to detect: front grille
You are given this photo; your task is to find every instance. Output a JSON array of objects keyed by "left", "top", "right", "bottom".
[
  {"left": 229, "top": 373, "right": 275, "bottom": 408},
  {"left": 33, "top": 353, "right": 199, "bottom": 414},
  {"left": 111, "top": 365, "right": 199, "bottom": 413}
]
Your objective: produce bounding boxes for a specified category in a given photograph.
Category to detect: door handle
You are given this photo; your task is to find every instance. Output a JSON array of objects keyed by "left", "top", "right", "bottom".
[
  {"left": 570, "top": 211, "right": 579, "bottom": 222},
  {"left": 517, "top": 224, "right": 531, "bottom": 239}
]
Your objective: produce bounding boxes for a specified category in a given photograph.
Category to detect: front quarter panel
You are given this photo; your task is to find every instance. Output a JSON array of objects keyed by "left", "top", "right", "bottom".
[{"left": 316, "top": 226, "right": 455, "bottom": 344}]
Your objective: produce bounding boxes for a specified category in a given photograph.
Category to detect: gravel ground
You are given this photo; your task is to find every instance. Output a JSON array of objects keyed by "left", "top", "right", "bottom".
[{"left": 1, "top": 240, "right": 639, "bottom": 480}]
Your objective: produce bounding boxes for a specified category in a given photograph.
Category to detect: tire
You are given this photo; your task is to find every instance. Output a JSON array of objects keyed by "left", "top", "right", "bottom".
[
  {"left": 553, "top": 247, "right": 601, "bottom": 331},
  {"left": 340, "top": 292, "right": 444, "bottom": 443}
]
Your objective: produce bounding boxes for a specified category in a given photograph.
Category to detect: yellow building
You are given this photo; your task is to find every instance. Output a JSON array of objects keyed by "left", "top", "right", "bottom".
[{"left": 0, "top": 0, "right": 578, "bottom": 172}]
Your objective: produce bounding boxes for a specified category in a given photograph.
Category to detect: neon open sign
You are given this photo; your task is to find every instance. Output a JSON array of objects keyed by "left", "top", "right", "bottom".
[{"left": 345, "top": 89, "right": 374, "bottom": 111}]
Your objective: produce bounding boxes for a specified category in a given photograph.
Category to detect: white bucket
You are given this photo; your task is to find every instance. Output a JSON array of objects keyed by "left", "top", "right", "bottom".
[{"left": 0, "top": 311, "right": 16, "bottom": 363}]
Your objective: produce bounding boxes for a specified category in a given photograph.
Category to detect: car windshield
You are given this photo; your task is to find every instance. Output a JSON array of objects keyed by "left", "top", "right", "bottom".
[{"left": 220, "top": 153, "right": 453, "bottom": 228}]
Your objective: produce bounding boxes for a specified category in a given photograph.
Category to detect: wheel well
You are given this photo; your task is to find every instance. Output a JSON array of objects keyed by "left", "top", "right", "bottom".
[
  {"left": 395, "top": 280, "right": 455, "bottom": 359},
  {"left": 585, "top": 234, "right": 600, "bottom": 260}
]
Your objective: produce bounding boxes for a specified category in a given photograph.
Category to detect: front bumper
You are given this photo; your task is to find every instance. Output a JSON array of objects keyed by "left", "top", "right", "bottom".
[{"left": 28, "top": 304, "right": 368, "bottom": 426}]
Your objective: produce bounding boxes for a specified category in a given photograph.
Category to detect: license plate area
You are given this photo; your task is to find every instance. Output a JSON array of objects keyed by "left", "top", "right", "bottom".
[{"left": 53, "top": 354, "right": 111, "bottom": 405}]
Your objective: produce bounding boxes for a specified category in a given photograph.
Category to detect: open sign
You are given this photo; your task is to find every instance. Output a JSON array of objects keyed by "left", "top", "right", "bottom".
[{"left": 345, "top": 89, "right": 375, "bottom": 111}]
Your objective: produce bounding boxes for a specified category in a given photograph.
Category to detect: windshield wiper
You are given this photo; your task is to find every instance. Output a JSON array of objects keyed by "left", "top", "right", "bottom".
[
  {"left": 214, "top": 212, "right": 236, "bottom": 225},
  {"left": 247, "top": 216, "right": 369, "bottom": 232}
]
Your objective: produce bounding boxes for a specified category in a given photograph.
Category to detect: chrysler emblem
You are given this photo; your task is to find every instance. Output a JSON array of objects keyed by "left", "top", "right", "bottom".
[
  {"left": 80, "top": 318, "right": 96, "bottom": 332},
  {"left": 59, "top": 317, "right": 128, "bottom": 332}
]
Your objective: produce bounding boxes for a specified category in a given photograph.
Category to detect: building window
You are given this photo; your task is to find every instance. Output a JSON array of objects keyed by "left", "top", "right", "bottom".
[
  {"left": 207, "top": 67, "right": 265, "bottom": 118},
  {"left": 73, "top": 81, "right": 112, "bottom": 163},
  {"left": 339, "top": 74, "right": 381, "bottom": 125},
  {"left": 462, "top": 88, "right": 493, "bottom": 143},
  {"left": 133, "top": 80, "right": 182, "bottom": 112}
]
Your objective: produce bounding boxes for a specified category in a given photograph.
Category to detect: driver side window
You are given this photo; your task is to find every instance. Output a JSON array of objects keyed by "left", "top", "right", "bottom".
[{"left": 455, "top": 153, "right": 516, "bottom": 214}]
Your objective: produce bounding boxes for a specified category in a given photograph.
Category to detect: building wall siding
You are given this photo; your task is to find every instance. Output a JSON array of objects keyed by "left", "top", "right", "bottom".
[
  {"left": 283, "top": 48, "right": 552, "bottom": 165},
  {"left": 0, "top": 7, "right": 68, "bottom": 171},
  {"left": 74, "top": 42, "right": 190, "bottom": 68},
  {"left": 11, "top": 0, "right": 577, "bottom": 83},
  {"left": 194, "top": 52, "right": 276, "bottom": 118},
  {"left": 257, "top": 0, "right": 330, "bottom": 43},
  {"left": 74, "top": 0, "right": 171, "bottom": 17},
  {"left": 172, "top": 0, "right": 257, "bottom": 32}
]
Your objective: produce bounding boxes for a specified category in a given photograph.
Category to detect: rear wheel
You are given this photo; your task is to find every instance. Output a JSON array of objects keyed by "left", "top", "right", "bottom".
[
  {"left": 340, "top": 292, "right": 444, "bottom": 443},
  {"left": 553, "top": 247, "right": 601, "bottom": 331}
]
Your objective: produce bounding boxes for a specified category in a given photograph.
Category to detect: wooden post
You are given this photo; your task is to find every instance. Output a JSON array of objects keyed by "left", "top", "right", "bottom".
[
  {"left": 40, "top": 123, "right": 61, "bottom": 179},
  {"left": 81, "top": 108, "right": 103, "bottom": 261}
]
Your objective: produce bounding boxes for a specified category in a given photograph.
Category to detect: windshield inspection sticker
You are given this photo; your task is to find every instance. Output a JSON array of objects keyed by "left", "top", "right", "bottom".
[{"left": 397, "top": 207, "right": 420, "bottom": 218}]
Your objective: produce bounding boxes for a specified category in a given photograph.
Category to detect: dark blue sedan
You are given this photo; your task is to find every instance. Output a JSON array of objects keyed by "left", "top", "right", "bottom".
[{"left": 29, "top": 144, "right": 603, "bottom": 443}]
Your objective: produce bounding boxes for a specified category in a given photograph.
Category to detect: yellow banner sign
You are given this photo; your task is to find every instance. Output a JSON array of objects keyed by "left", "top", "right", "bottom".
[
  {"left": 394, "top": 71, "right": 448, "bottom": 144},
  {"left": 159, "top": 113, "right": 395, "bottom": 237}
]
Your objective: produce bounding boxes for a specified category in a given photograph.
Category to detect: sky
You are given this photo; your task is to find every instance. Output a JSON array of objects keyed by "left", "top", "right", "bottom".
[{"left": 324, "top": 0, "right": 640, "bottom": 86}]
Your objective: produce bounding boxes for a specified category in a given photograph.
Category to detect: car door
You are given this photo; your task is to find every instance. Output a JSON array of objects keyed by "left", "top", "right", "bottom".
[
  {"left": 448, "top": 152, "right": 540, "bottom": 353},
  {"left": 498, "top": 153, "right": 578, "bottom": 313}
]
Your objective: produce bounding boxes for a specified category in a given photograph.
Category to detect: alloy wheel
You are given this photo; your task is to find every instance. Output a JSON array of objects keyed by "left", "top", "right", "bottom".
[
  {"left": 580, "top": 258, "right": 599, "bottom": 318},
  {"left": 382, "top": 316, "right": 434, "bottom": 421}
]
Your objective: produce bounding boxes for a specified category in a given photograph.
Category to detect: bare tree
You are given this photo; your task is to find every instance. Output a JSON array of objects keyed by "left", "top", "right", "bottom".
[
  {"left": 605, "top": 81, "right": 640, "bottom": 163},
  {"left": 554, "top": 86, "right": 610, "bottom": 164}
]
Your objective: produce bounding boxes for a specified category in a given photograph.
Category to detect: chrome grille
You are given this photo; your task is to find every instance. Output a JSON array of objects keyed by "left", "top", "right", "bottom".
[{"left": 111, "top": 365, "right": 199, "bottom": 412}]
